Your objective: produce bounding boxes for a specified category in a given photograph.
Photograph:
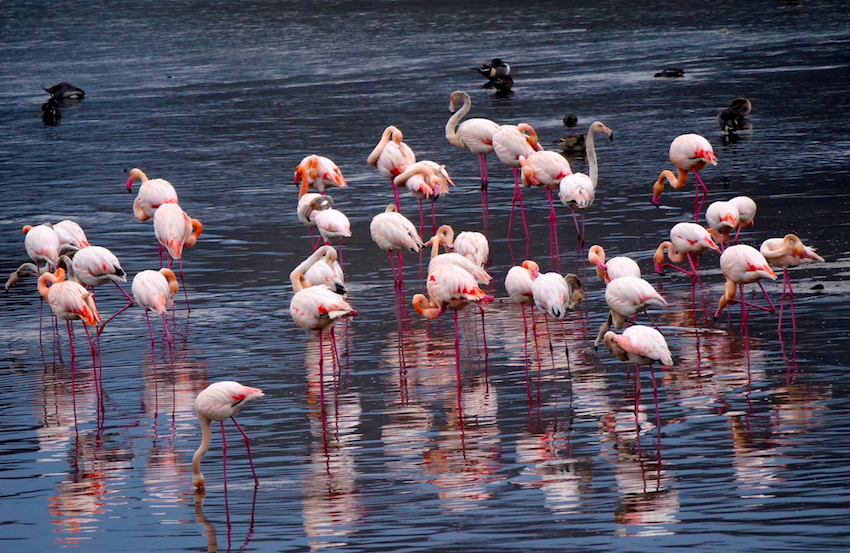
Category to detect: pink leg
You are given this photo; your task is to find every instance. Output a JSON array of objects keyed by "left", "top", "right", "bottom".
[
  {"left": 176, "top": 258, "right": 190, "bottom": 312},
  {"left": 478, "top": 153, "right": 489, "bottom": 190},
  {"left": 388, "top": 252, "right": 398, "bottom": 287},
  {"left": 788, "top": 271, "right": 797, "bottom": 333},
  {"left": 318, "top": 329, "right": 326, "bottom": 408},
  {"left": 430, "top": 199, "right": 438, "bottom": 235},
  {"left": 220, "top": 420, "right": 228, "bottom": 489},
  {"left": 99, "top": 282, "right": 135, "bottom": 333},
  {"left": 419, "top": 198, "right": 425, "bottom": 238},
  {"left": 231, "top": 417, "right": 258, "bottom": 485},
  {"left": 547, "top": 188, "right": 560, "bottom": 272},
  {"left": 517, "top": 176, "right": 530, "bottom": 240},
  {"left": 391, "top": 179, "right": 401, "bottom": 210},
  {"left": 692, "top": 169, "right": 709, "bottom": 222},
  {"left": 67, "top": 320, "right": 76, "bottom": 388},
  {"left": 778, "top": 269, "right": 788, "bottom": 330},
  {"left": 521, "top": 305, "right": 531, "bottom": 404},
  {"left": 454, "top": 310, "right": 462, "bottom": 409}
]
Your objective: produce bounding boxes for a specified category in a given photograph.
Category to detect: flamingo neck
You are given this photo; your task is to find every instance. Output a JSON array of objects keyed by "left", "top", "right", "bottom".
[
  {"left": 586, "top": 127, "right": 599, "bottom": 186},
  {"left": 192, "top": 414, "right": 212, "bottom": 489},
  {"left": 445, "top": 96, "right": 470, "bottom": 147}
]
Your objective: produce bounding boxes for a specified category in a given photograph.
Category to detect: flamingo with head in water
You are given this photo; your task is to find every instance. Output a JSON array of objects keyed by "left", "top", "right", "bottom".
[
  {"left": 760, "top": 234, "right": 824, "bottom": 333},
  {"left": 651, "top": 134, "right": 717, "bottom": 221}
]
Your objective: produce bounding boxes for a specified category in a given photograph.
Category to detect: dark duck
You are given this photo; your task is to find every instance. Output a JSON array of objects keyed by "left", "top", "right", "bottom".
[
  {"left": 43, "top": 82, "right": 85, "bottom": 100},
  {"left": 717, "top": 97, "right": 752, "bottom": 133},
  {"left": 473, "top": 58, "right": 513, "bottom": 93}
]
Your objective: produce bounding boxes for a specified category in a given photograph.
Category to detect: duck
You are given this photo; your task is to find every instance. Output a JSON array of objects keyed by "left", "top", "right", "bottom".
[
  {"left": 41, "top": 98, "right": 61, "bottom": 125},
  {"left": 654, "top": 68, "right": 684, "bottom": 78},
  {"left": 43, "top": 82, "right": 85, "bottom": 99},
  {"left": 552, "top": 133, "right": 585, "bottom": 153},
  {"left": 717, "top": 97, "right": 752, "bottom": 133},
  {"left": 473, "top": 58, "right": 513, "bottom": 93},
  {"left": 563, "top": 113, "right": 578, "bottom": 127}
]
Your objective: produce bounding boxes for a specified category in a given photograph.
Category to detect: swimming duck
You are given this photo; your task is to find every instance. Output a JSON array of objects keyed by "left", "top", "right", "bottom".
[
  {"left": 41, "top": 97, "right": 61, "bottom": 125},
  {"left": 43, "top": 82, "right": 85, "bottom": 99},
  {"left": 654, "top": 68, "right": 684, "bottom": 78}
]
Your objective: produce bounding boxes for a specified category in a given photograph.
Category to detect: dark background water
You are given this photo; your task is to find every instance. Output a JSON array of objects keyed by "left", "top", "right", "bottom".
[{"left": 2, "top": 1, "right": 850, "bottom": 551}]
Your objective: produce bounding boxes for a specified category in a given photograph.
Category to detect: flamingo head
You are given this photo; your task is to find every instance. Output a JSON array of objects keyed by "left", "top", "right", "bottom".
[
  {"left": 521, "top": 260, "right": 540, "bottom": 279},
  {"left": 126, "top": 168, "right": 145, "bottom": 192},
  {"left": 591, "top": 121, "right": 614, "bottom": 141},
  {"left": 695, "top": 149, "right": 718, "bottom": 166}
]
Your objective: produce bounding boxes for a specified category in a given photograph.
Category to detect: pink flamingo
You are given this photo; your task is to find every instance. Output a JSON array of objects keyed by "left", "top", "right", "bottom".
[
  {"left": 38, "top": 268, "right": 101, "bottom": 378},
  {"left": 192, "top": 381, "right": 265, "bottom": 490},
  {"left": 62, "top": 245, "right": 135, "bottom": 332},
  {"left": 425, "top": 225, "right": 492, "bottom": 285},
  {"left": 451, "top": 230, "right": 489, "bottom": 268},
  {"left": 492, "top": 123, "right": 543, "bottom": 240},
  {"left": 53, "top": 220, "right": 90, "bottom": 249},
  {"left": 531, "top": 272, "right": 584, "bottom": 320},
  {"left": 294, "top": 154, "right": 347, "bottom": 196},
  {"left": 520, "top": 151, "right": 573, "bottom": 269},
  {"left": 603, "top": 325, "right": 674, "bottom": 436},
  {"left": 307, "top": 196, "right": 351, "bottom": 259},
  {"left": 713, "top": 244, "right": 777, "bottom": 333},
  {"left": 505, "top": 260, "right": 540, "bottom": 399},
  {"left": 302, "top": 246, "right": 346, "bottom": 295},
  {"left": 445, "top": 90, "right": 500, "bottom": 191},
  {"left": 132, "top": 268, "right": 179, "bottom": 348},
  {"left": 23, "top": 223, "right": 61, "bottom": 271},
  {"left": 367, "top": 125, "right": 416, "bottom": 209},
  {"left": 153, "top": 203, "right": 203, "bottom": 309},
  {"left": 653, "top": 222, "right": 719, "bottom": 282},
  {"left": 558, "top": 121, "right": 613, "bottom": 246},
  {"left": 651, "top": 134, "right": 717, "bottom": 220},
  {"left": 297, "top": 192, "right": 330, "bottom": 248},
  {"left": 370, "top": 204, "right": 424, "bottom": 287},
  {"left": 705, "top": 200, "right": 740, "bottom": 251},
  {"left": 126, "top": 168, "right": 179, "bottom": 221},
  {"left": 392, "top": 161, "right": 453, "bottom": 235},
  {"left": 729, "top": 195, "right": 757, "bottom": 242},
  {"left": 588, "top": 245, "right": 641, "bottom": 285},
  {"left": 289, "top": 263, "right": 358, "bottom": 383},
  {"left": 594, "top": 277, "right": 667, "bottom": 348},
  {"left": 760, "top": 234, "right": 824, "bottom": 332}
]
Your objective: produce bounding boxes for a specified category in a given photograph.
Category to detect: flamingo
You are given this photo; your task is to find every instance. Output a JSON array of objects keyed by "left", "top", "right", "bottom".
[
  {"left": 294, "top": 154, "right": 347, "bottom": 196},
  {"left": 651, "top": 134, "right": 717, "bottom": 220},
  {"left": 126, "top": 168, "right": 179, "bottom": 221},
  {"left": 492, "top": 123, "right": 543, "bottom": 240},
  {"left": 289, "top": 262, "right": 358, "bottom": 377},
  {"left": 192, "top": 381, "right": 265, "bottom": 490},
  {"left": 367, "top": 125, "right": 416, "bottom": 209},
  {"left": 23, "top": 223, "right": 61, "bottom": 271},
  {"left": 38, "top": 268, "right": 101, "bottom": 373},
  {"left": 705, "top": 200, "right": 740, "bottom": 250},
  {"left": 558, "top": 121, "right": 613, "bottom": 245},
  {"left": 760, "top": 234, "right": 824, "bottom": 332},
  {"left": 520, "top": 151, "right": 573, "bottom": 269},
  {"left": 370, "top": 204, "right": 423, "bottom": 287},
  {"left": 653, "top": 222, "right": 720, "bottom": 281},
  {"left": 713, "top": 244, "right": 777, "bottom": 332},
  {"left": 53, "top": 220, "right": 90, "bottom": 249},
  {"left": 505, "top": 259, "right": 541, "bottom": 397},
  {"left": 61, "top": 246, "right": 135, "bottom": 332},
  {"left": 392, "top": 161, "right": 453, "bottom": 235},
  {"left": 412, "top": 264, "right": 494, "bottom": 399},
  {"left": 587, "top": 245, "right": 641, "bottom": 285},
  {"left": 594, "top": 277, "right": 667, "bottom": 348},
  {"left": 445, "top": 90, "right": 500, "bottom": 190},
  {"left": 451, "top": 231, "right": 489, "bottom": 268},
  {"left": 297, "top": 192, "right": 331, "bottom": 248},
  {"left": 425, "top": 225, "right": 491, "bottom": 285},
  {"left": 303, "top": 246, "right": 346, "bottom": 296},
  {"left": 308, "top": 195, "right": 351, "bottom": 248},
  {"left": 132, "top": 268, "right": 179, "bottom": 348},
  {"left": 531, "top": 272, "right": 584, "bottom": 320},
  {"left": 728, "top": 195, "right": 757, "bottom": 242},
  {"left": 153, "top": 203, "right": 203, "bottom": 308},
  {"left": 603, "top": 325, "right": 674, "bottom": 435}
]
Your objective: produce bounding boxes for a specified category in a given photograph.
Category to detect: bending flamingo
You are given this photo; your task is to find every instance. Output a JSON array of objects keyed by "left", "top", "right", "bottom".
[
  {"left": 392, "top": 160, "right": 453, "bottom": 234},
  {"left": 445, "top": 90, "right": 500, "bottom": 191},
  {"left": 588, "top": 244, "right": 641, "bottom": 285},
  {"left": 705, "top": 200, "right": 740, "bottom": 250},
  {"left": 760, "top": 234, "right": 824, "bottom": 332},
  {"left": 126, "top": 168, "right": 179, "bottom": 221},
  {"left": 294, "top": 154, "right": 347, "bottom": 196},
  {"left": 132, "top": 268, "right": 179, "bottom": 348},
  {"left": 23, "top": 223, "right": 61, "bottom": 271},
  {"left": 38, "top": 268, "right": 101, "bottom": 375},
  {"left": 297, "top": 192, "right": 331, "bottom": 248},
  {"left": 302, "top": 245, "right": 346, "bottom": 295},
  {"left": 653, "top": 222, "right": 719, "bottom": 282},
  {"left": 308, "top": 195, "right": 351, "bottom": 250},
  {"left": 192, "top": 381, "right": 265, "bottom": 490},
  {"left": 532, "top": 271, "right": 584, "bottom": 320},
  {"left": 61, "top": 245, "right": 135, "bottom": 332},
  {"left": 492, "top": 123, "right": 543, "bottom": 240},
  {"left": 651, "top": 134, "right": 717, "bottom": 220},
  {"left": 505, "top": 260, "right": 541, "bottom": 389},
  {"left": 451, "top": 230, "right": 489, "bottom": 268},
  {"left": 426, "top": 225, "right": 491, "bottom": 285},
  {"left": 713, "top": 244, "right": 777, "bottom": 333},
  {"left": 728, "top": 195, "right": 757, "bottom": 243},
  {"left": 594, "top": 277, "right": 667, "bottom": 348},
  {"left": 370, "top": 204, "right": 423, "bottom": 287},
  {"left": 53, "top": 220, "right": 90, "bottom": 249},
  {"left": 558, "top": 121, "right": 613, "bottom": 246},
  {"left": 367, "top": 125, "right": 416, "bottom": 209}
]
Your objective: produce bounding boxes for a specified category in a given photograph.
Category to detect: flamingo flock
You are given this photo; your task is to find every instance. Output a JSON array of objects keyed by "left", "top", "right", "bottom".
[{"left": 6, "top": 88, "right": 826, "bottom": 492}]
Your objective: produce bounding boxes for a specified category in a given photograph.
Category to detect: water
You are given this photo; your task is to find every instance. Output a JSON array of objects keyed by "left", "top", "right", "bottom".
[{"left": 2, "top": 1, "right": 850, "bottom": 551}]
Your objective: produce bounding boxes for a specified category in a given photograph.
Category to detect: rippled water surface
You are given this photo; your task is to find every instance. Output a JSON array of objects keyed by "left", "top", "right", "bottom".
[{"left": 2, "top": 1, "right": 850, "bottom": 551}]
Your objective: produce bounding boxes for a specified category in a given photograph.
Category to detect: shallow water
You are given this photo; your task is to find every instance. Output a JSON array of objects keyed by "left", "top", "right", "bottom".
[{"left": 2, "top": 1, "right": 850, "bottom": 551}]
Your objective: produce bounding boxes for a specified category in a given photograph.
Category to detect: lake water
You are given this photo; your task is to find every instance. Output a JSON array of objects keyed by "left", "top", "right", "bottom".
[{"left": 2, "top": 1, "right": 850, "bottom": 551}]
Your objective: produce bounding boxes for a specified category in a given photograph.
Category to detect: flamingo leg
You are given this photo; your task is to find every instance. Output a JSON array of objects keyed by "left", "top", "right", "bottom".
[
  {"left": 454, "top": 309, "right": 463, "bottom": 413},
  {"left": 692, "top": 168, "right": 709, "bottom": 222},
  {"left": 220, "top": 420, "right": 228, "bottom": 490},
  {"left": 230, "top": 417, "right": 259, "bottom": 485},
  {"left": 391, "top": 179, "right": 401, "bottom": 210},
  {"left": 521, "top": 304, "right": 531, "bottom": 405},
  {"left": 547, "top": 188, "right": 560, "bottom": 272},
  {"left": 507, "top": 168, "right": 518, "bottom": 241},
  {"left": 517, "top": 179, "right": 530, "bottom": 241},
  {"left": 388, "top": 251, "right": 398, "bottom": 287},
  {"left": 430, "top": 198, "right": 438, "bottom": 236},
  {"left": 478, "top": 153, "right": 489, "bottom": 191},
  {"left": 67, "top": 320, "right": 76, "bottom": 388},
  {"left": 98, "top": 282, "right": 135, "bottom": 334},
  {"left": 418, "top": 198, "right": 425, "bottom": 239},
  {"left": 634, "top": 364, "right": 642, "bottom": 438},
  {"left": 787, "top": 270, "right": 797, "bottom": 334},
  {"left": 479, "top": 305, "right": 489, "bottom": 374}
]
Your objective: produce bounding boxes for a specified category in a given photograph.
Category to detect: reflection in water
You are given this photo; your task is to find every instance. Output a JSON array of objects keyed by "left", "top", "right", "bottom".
[{"left": 303, "top": 348, "right": 363, "bottom": 551}]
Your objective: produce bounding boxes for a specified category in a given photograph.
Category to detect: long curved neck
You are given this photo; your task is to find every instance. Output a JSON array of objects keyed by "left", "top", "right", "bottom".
[
  {"left": 192, "top": 415, "right": 212, "bottom": 488},
  {"left": 367, "top": 126, "right": 396, "bottom": 166},
  {"left": 445, "top": 96, "right": 470, "bottom": 147},
  {"left": 291, "top": 248, "right": 327, "bottom": 286},
  {"left": 656, "top": 241, "right": 685, "bottom": 263},
  {"left": 429, "top": 236, "right": 442, "bottom": 260},
  {"left": 586, "top": 125, "right": 599, "bottom": 186},
  {"left": 413, "top": 294, "right": 441, "bottom": 319}
]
